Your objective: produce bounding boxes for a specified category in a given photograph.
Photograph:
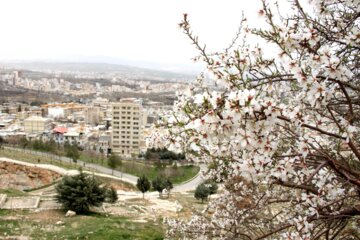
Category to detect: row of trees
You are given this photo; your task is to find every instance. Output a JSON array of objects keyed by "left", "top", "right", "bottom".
[
  {"left": 140, "top": 147, "right": 186, "bottom": 161},
  {"left": 136, "top": 175, "right": 173, "bottom": 198},
  {"left": 7, "top": 136, "right": 81, "bottom": 161}
]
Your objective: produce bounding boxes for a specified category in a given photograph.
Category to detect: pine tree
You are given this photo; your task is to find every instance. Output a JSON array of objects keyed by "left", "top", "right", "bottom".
[
  {"left": 136, "top": 175, "right": 151, "bottom": 199},
  {"left": 55, "top": 171, "right": 107, "bottom": 213}
]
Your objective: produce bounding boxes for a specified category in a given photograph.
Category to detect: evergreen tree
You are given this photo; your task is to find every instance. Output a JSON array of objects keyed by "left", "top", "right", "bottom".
[
  {"left": 152, "top": 176, "right": 165, "bottom": 197},
  {"left": 66, "top": 144, "right": 80, "bottom": 164},
  {"left": 105, "top": 187, "right": 118, "bottom": 203},
  {"left": 107, "top": 154, "right": 121, "bottom": 175},
  {"left": 55, "top": 172, "right": 107, "bottom": 213},
  {"left": 152, "top": 176, "right": 173, "bottom": 197},
  {"left": 136, "top": 175, "right": 151, "bottom": 199},
  {"left": 194, "top": 183, "right": 210, "bottom": 203}
]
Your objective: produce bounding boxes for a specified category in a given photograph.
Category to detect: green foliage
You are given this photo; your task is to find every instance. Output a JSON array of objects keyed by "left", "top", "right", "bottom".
[
  {"left": 194, "top": 183, "right": 210, "bottom": 203},
  {"left": 154, "top": 160, "right": 166, "bottom": 171},
  {"left": 19, "top": 137, "right": 29, "bottom": 149},
  {"left": 0, "top": 212, "right": 164, "bottom": 239},
  {"left": 31, "top": 139, "right": 57, "bottom": 153},
  {"left": 65, "top": 143, "right": 80, "bottom": 163},
  {"left": 136, "top": 175, "right": 151, "bottom": 198},
  {"left": 152, "top": 176, "right": 173, "bottom": 197},
  {"left": 107, "top": 154, "right": 122, "bottom": 174},
  {"left": 105, "top": 187, "right": 118, "bottom": 203},
  {"left": 204, "top": 180, "right": 218, "bottom": 195},
  {"left": 143, "top": 147, "right": 185, "bottom": 161},
  {"left": 55, "top": 171, "right": 107, "bottom": 213},
  {"left": 30, "top": 101, "right": 44, "bottom": 106}
]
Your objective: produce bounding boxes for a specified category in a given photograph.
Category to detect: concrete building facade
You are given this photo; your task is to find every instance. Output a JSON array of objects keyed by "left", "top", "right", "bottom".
[
  {"left": 23, "top": 116, "right": 51, "bottom": 134},
  {"left": 111, "top": 99, "right": 142, "bottom": 156}
]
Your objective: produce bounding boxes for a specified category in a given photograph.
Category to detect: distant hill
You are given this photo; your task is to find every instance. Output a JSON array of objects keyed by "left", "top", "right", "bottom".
[{"left": 0, "top": 61, "right": 196, "bottom": 82}]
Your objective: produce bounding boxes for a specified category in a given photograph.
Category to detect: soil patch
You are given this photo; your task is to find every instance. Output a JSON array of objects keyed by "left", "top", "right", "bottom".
[{"left": 0, "top": 162, "right": 62, "bottom": 191}]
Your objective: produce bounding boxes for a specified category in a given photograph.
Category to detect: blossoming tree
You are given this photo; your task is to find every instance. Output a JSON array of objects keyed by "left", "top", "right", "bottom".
[{"left": 153, "top": 0, "right": 360, "bottom": 239}]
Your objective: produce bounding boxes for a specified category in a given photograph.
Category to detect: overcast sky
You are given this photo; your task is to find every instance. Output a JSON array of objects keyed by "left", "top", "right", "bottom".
[{"left": 0, "top": 0, "right": 262, "bottom": 67}]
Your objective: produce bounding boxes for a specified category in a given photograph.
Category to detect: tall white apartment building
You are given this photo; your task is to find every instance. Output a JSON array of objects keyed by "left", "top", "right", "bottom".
[{"left": 111, "top": 99, "right": 142, "bottom": 156}]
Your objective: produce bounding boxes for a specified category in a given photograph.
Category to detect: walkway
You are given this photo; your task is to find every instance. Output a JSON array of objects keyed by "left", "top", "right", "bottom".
[{"left": 2, "top": 146, "right": 207, "bottom": 191}]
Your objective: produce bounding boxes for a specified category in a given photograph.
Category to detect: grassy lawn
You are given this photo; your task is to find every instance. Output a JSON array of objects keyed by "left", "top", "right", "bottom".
[
  {"left": 79, "top": 152, "right": 200, "bottom": 184},
  {"left": 0, "top": 148, "right": 73, "bottom": 170},
  {"left": 0, "top": 210, "right": 164, "bottom": 239},
  {"left": 1, "top": 148, "right": 200, "bottom": 184},
  {"left": 0, "top": 188, "right": 28, "bottom": 197},
  {"left": 119, "top": 161, "right": 200, "bottom": 184}
]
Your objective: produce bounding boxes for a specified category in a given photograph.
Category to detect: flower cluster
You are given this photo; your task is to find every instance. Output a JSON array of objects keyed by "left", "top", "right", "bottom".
[{"left": 158, "top": 0, "right": 360, "bottom": 239}]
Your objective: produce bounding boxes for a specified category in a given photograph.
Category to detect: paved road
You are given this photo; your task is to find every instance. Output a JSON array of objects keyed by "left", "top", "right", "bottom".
[
  {"left": 3, "top": 146, "right": 207, "bottom": 192},
  {"left": 173, "top": 164, "right": 207, "bottom": 192}
]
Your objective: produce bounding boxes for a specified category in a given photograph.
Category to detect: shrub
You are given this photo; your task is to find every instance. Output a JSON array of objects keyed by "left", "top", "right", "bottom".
[
  {"left": 194, "top": 183, "right": 210, "bottom": 203},
  {"left": 105, "top": 187, "right": 118, "bottom": 203},
  {"left": 136, "top": 175, "right": 151, "bottom": 199},
  {"left": 55, "top": 171, "right": 107, "bottom": 213}
]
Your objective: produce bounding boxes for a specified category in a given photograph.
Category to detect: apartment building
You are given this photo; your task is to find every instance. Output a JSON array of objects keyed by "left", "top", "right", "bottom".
[
  {"left": 23, "top": 116, "right": 51, "bottom": 134},
  {"left": 111, "top": 99, "right": 142, "bottom": 156}
]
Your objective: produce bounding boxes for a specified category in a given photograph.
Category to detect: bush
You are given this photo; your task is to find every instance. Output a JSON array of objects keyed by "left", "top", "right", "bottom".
[
  {"left": 194, "top": 183, "right": 210, "bottom": 203},
  {"left": 105, "top": 187, "right": 118, "bottom": 203},
  {"left": 152, "top": 176, "right": 173, "bottom": 197},
  {"left": 144, "top": 147, "right": 185, "bottom": 161},
  {"left": 55, "top": 171, "right": 107, "bottom": 213}
]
